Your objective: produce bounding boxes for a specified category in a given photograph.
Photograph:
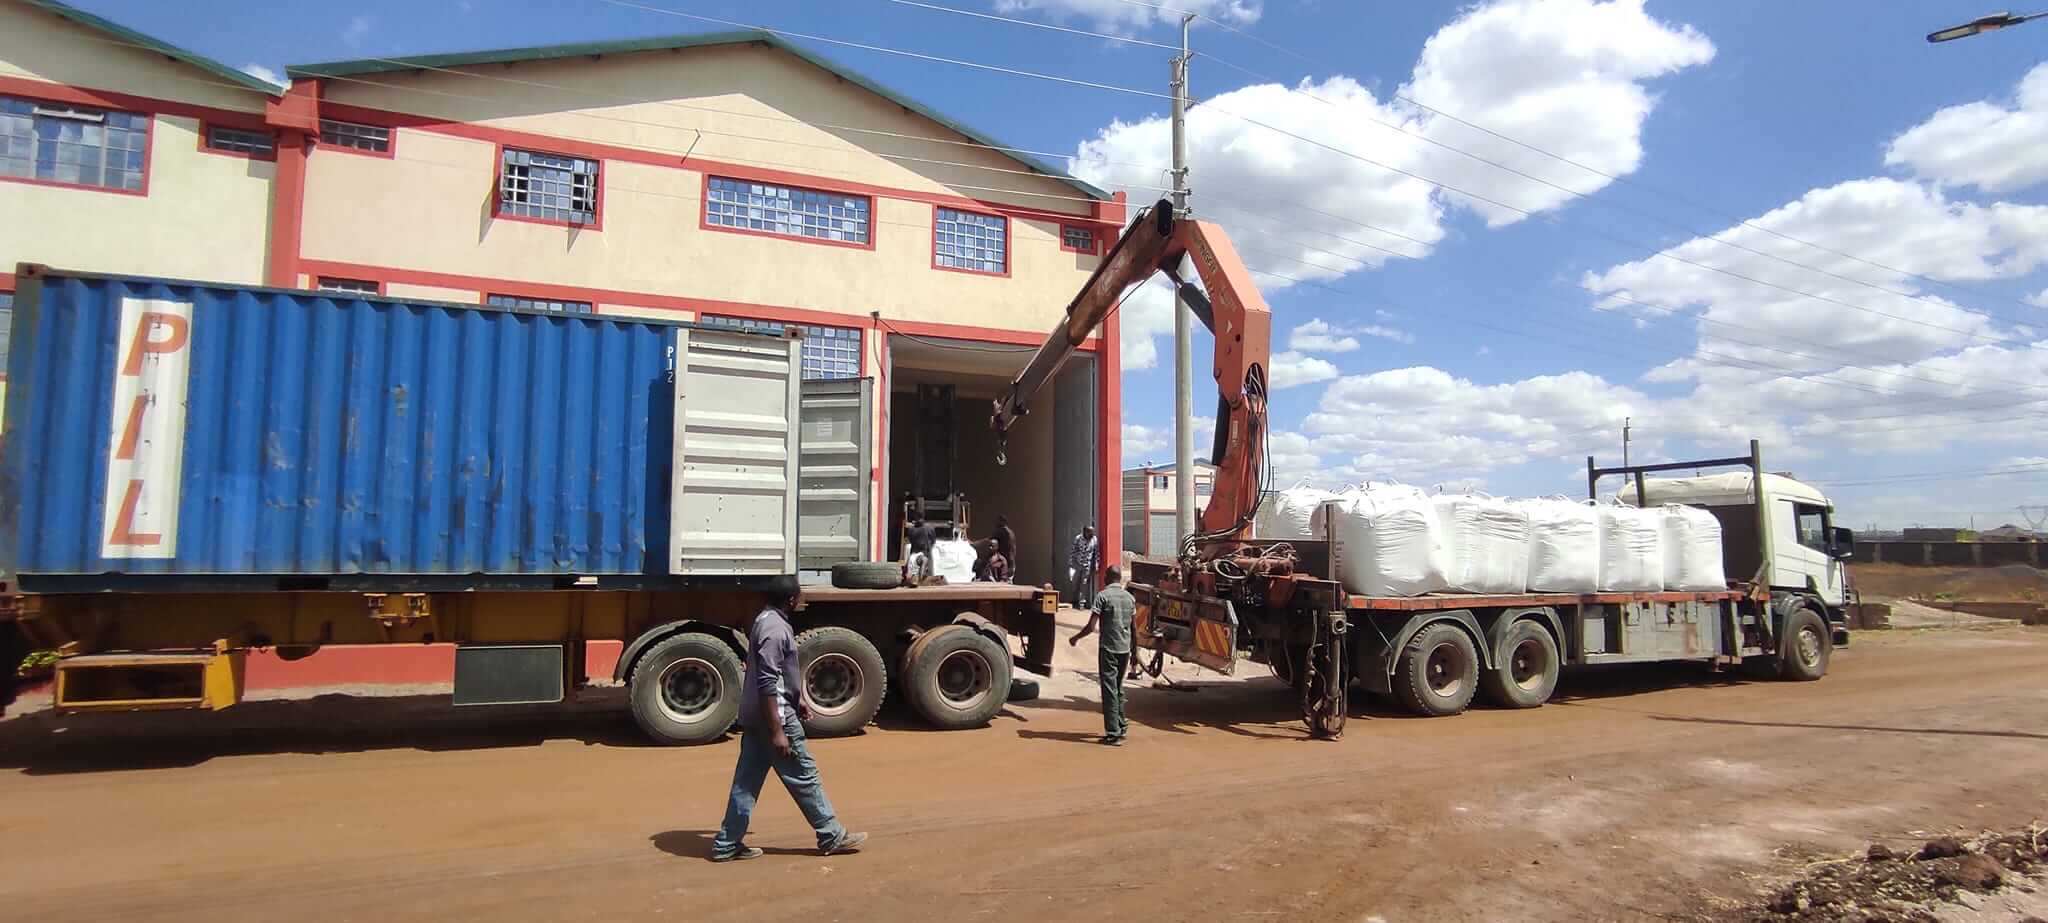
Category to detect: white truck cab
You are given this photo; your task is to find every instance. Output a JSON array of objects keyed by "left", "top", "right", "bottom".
[{"left": 1637, "top": 471, "right": 1849, "bottom": 609}]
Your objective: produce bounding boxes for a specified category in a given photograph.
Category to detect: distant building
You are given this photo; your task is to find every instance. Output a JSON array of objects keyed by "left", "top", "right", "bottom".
[
  {"left": 1121, "top": 460, "right": 1216, "bottom": 560},
  {"left": 1901, "top": 527, "right": 1976, "bottom": 542}
]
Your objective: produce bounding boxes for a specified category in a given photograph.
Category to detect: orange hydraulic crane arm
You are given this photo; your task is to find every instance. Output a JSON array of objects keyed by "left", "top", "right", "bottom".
[{"left": 991, "top": 199, "right": 1273, "bottom": 545}]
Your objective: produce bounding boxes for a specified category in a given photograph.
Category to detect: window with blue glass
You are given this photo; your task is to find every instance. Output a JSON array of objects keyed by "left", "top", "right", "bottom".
[
  {"left": 0, "top": 291, "right": 12, "bottom": 377},
  {"left": 486, "top": 294, "right": 592, "bottom": 314},
  {"left": 499, "top": 148, "right": 599, "bottom": 225},
  {"left": 705, "top": 177, "right": 871, "bottom": 245},
  {"left": 934, "top": 208, "right": 1006, "bottom": 274},
  {"left": 0, "top": 95, "right": 147, "bottom": 192},
  {"left": 698, "top": 314, "right": 861, "bottom": 380}
]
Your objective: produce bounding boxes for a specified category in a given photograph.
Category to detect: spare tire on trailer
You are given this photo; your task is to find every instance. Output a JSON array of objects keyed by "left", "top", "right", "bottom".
[
  {"left": 831, "top": 561, "right": 902, "bottom": 590},
  {"left": 628, "top": 632, "right": 743, "bottom": 746},
  {"left": 903, "top": 624, "right": 1012, "bottom": 730},
  {"left": 797, "top": 626, "right": 888, "bottom": 737},
  {"left": 1007, "top": 676, "right": 1041, "bottom": 702}
]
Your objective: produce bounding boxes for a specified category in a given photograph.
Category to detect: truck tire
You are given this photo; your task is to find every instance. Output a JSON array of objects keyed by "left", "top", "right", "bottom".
[
  {"left": 796, "top": 627, "right": 887, "bottom": 737},
  {"left": 831, "top": 561, "right": 901, "bottom": 590},
  {"left": 1479, "top": 619, "right": 1559, "bottom": 709},
  {"left": 903, "top": 624, "right": 1012, "bottom": 730},
  {"left": 1777, "top": 607, "right": 1830, "bottom": 682},
  {"left": 628, "top": 632, "right": 743, "bottom": 746},
  {"left": 1007, "top": 676, "right": 1041, "bottom": 702},
  {"left": 1393, "top": 623, "right": 1479, "bottom": 718}
]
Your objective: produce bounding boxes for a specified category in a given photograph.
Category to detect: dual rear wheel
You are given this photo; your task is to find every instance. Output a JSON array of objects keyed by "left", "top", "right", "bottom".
[{"left": 1393, "top": 620, "right": 1560, "bottom": 718}]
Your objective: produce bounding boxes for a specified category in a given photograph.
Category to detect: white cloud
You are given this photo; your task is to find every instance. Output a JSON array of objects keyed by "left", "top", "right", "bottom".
[
  {"left": 1269, "top": 350, "right": 1339, "bottom": 389},
  {"left": 994, "top": 0, "right": 1258, "bottom": 33},
  {"left": 1116, "top": 279, "right": 1176, "bottom": 371},
  {"left": 2028, "top": 289, "right": 2048, "bottom": 308},
  {"left": 1885, "top": 63, "right": 2048, "bottom": 194},
  {"left": 1122, "top": 423, "right": 1167, "bottom": 461},
  {"left": 1289, "top": 318, "right": 1359, "bottom": 353},
  {"left": 1400, "top": 0, "right": 1715, "bottom": 226},
  {"left": 239, "top": 62, "right": 284, "bottom": 88},
  {"left": 342, "top": 14, "right": 373, "bottom": 47},
  {"left": 1584, "top": 178, "right": 2046, "bottom": 373}
]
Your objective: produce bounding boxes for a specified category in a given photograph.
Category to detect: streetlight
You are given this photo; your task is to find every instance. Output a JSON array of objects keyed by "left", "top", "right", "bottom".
[{"left": 1927, "top": 10, "right": 2044, "bottom": 43}]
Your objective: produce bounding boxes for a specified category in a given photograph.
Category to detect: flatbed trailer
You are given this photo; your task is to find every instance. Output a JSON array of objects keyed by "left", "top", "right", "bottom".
[{"left": 0, "top": 266, "right": 1060, "bottom": 745}]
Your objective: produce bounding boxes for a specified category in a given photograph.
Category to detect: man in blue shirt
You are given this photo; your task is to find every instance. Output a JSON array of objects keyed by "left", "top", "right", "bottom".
[{"left": 710, "top": 575, "right": 868, "bottom": 861}]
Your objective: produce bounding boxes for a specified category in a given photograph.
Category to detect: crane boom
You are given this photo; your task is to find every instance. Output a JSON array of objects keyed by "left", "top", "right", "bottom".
[{"left": 990, "top": 199, "right": 1272, "bottom": 545}]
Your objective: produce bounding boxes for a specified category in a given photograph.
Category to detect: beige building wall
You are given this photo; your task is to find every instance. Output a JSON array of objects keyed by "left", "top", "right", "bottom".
[
  {"left": 299, "top": 42, "right": 1107, "bottom": 333},
  {"left": 0, "top": 1, "right": 274, "bottom": 287}
]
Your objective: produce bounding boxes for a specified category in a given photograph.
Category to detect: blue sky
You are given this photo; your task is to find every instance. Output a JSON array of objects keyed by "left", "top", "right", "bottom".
[{"left": 76, "top": 0, "right": 2048, "bottom": 530}]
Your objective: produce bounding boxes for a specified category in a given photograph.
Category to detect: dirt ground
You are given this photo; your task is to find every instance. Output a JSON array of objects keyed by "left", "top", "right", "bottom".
[
  {"left": 2, "top": 617, "right": 2045, "bottom": 922},
  {"left": 1851, "top": 563, "right": 2047, "bottom": 603}
]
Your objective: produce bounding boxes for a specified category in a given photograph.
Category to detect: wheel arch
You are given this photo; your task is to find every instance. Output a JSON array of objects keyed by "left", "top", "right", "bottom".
[
  {"left": 1481, "top": 606, "right": 1564, "bottom": 662},
  {"left": 614, "top": 620, "right": 747, "bottom": 683},
  {"left": 1358, "top": 609, "right": 1490, "bottom": 693}
]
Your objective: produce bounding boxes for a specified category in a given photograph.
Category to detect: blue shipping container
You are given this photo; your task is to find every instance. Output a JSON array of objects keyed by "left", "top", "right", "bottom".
[{"left": 0, "top": 268, "right": 801, "bottom": 585}]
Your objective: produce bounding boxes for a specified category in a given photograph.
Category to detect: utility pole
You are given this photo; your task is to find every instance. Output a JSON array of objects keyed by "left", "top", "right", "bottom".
[
  {"left": 1171, "top": 13, "right": 1196, "bottom": 546},
  {"left": 1621, "top": 416, "right": 1632, "bottom": 493}
]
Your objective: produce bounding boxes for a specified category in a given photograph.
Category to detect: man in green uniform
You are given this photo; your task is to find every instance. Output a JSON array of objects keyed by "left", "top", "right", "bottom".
[{"left": 1070, "top": 566, "right": 1135, "bottom": 746}]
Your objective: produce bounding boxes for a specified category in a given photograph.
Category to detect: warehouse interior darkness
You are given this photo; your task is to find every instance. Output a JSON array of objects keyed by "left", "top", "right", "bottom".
[{"left": 885, "top": 334, "right": 1098, "bottom": 587}]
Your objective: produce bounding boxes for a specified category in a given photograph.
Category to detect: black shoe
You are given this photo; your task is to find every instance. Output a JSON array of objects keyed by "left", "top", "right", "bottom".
[
  {"left": 1099, "top": 735, "right": 1124, "bottom": 746},
  {"left": 710, "top": 845, "right": 763, "bottom": 863},
  {"left": 821, "top": 831, "right": 868, "bottom": 855}
]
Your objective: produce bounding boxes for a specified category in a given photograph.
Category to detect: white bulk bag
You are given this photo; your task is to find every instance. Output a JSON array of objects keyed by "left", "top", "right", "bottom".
[
  {"left": 1520, "top": 497, "right": 1601, "bottom": 593},
  {"left": 930, "top": 539, "right": 978, "bottom": 584},
  {"left": 1660, "top": 504, "right": 1726, "bottom": 591},
  {"left": 1432, "top": 492, "right": 1531, "bottom": 594},
  {"left": 1332, "top": 485, "right": 1448, "bottom": 597},
  {"left": 1255, "top": 483, "right": 1338, "bottom": 541},
  {"left": 1596, "top": 502, "right": 1665, "bottom": 592}
]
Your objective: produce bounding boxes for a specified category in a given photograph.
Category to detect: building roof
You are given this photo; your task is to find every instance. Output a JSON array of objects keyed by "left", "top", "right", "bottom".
[
  {"left": 287, "top": 29, "right": 1112, "bottom": 203},
  {"left": 22, "top": 0, "right": 283, "bottom": 96}
]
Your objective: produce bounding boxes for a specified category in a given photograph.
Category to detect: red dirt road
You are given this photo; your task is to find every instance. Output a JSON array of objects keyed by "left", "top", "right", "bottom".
[{"left": 3, "top": 624, "right": 2045, "bottom": 921}]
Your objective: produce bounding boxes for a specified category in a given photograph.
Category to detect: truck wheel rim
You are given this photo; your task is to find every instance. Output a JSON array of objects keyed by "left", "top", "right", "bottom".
[
  {"left": 658, "top": 657, "right": 721, "bottom": 723},
  {"left": 1796, "top": 625, "right": 1823, "bottom": 667},
  {"left": 1509, "top": 637, "right": 1550, "bottom": 692},
  {"left": 1426, "top": 642, "right": 1468, "bottom": 698},
  {"left": 936, "top": 649, "right": 993, "bottom": 710},
  {"left": 805, "top": 652, "right": 863, "bottom": 717}
]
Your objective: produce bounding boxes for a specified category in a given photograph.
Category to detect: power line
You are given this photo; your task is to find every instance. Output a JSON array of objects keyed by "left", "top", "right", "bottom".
[{"left": 879, "top": 0, "right": 1179, "bottom": 51}]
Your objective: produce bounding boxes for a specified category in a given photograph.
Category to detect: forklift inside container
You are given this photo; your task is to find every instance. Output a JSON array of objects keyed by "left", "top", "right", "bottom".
[{"left": 885, "top": 334, "right": 1097, "bottom": 588}]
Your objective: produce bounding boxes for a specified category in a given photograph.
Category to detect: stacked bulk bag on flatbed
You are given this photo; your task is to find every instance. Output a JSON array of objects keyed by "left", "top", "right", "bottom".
[
  {"left": 1596, "top": 501, "right": 1665, "bottom": 592},
  {"left": 1331, "top": 484, "right": 1448, "bottom": 597},
  {"left": 1519, "top": 497, "right": 1602, "bottom": 593},
  {"left": 1432, "top": 493, "right": 1530, "bottom": 594},
  {"left": 1254, "top": 483, "right": 1340, "bottom": 541},
  {"left": 1660, "top": 504, "right": 1727, "bottom": 591}
]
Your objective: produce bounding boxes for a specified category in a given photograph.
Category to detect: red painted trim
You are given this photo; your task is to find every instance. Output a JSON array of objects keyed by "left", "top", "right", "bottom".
[
  {"left": 0, "top": 75, "right": 265, "bottom": 128},
  {"left": 267, "top": 130, "right": 310, "bottom": 288},
  {"left": 487, "top": 142, "right": 604, "bottom": 231},
  {"left": 930, "top": 204, "right": 1011, "bottom": 278},
  {"left": 197, "top": 121, "right": 279, "bottom": 161},
  {"left": 0, "top": 86, "right": 153, "bottom": 198},
  {"left": 315, "top": 100, "right": 1114, "bottom": 228},
  {"left": 312, "top": 114, "right": 397, "bottom": 160},
  {"left": 872, "top": 316, "right": 888, "bottom": 559},
  {"left": 697, "top": 172, "right": 877, "bottom": 251},
  {"left": 1058, "top": 223, "right": 1102, "bottom": 255},
  {"left": 0, "top": 271, "right": 15, "bottom": 291}
]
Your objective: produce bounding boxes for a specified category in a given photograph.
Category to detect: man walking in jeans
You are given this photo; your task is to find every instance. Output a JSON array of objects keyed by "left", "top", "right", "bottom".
[
  {"left": 1070, "top": 566, "right": 1135, "bottom": 746},
  {"left": 710, "top": 575, "right": 867, "bottom": 861},
  {"left": 1067, "top": 523, "right": 1100, "bottom": 608}
]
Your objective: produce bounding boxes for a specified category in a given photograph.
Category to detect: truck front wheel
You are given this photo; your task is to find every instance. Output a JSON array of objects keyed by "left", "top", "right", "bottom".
[
  {"left": 1479, "top": 619, "right": 1559, "bottom": 709},
  {"left": 904, "top": 625, "right": 1012, "bottom": 730},
  {"left": 628, "top": 632, "right": 743, "bottom": 745},
  {"left": 1777, "top": 608, "right": 1830, "bottom": 682},
  {"left": 797, "top": 627, "right": 887, "bottom": 738},
  {"left": 1394, "top": 623, "right": 1479, "bottom": 717}
]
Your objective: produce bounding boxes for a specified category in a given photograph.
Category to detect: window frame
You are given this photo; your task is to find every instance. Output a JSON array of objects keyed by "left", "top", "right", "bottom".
[
  {"left": 1793, "top": 503, "right": 1830, "bottom": 553},
  {"left": 315, "top": 277, "right": 383, "bottom": 296},
  {"left": 492, "top": 144, "right": 603, "bottom": 230},
  {"left": 483, "top": 292, "right": 595, "bottom": 315},
  {"left": 315, "top": 117, "right": 395, "bottom": 159},
  {"left": 199, "top": 121, "right": 277, "bottom": 161},
  {"left": 1059, "top": 223, "right": 1100, "bottom": 255},
  {"left": 697, "top": 313, "right": 865, "bottom": 380},
  {"left": 931, "top": 204, "right": 1011, "bottom": 277},
  {"left": 0, "top": 285, "right": 14, "bottom": 382},
  {"left": 0, "top": 91, "right": 152, "bottom": 197},
  {"left": 699, "top": 174, "right": 877, "bottom": 251}
]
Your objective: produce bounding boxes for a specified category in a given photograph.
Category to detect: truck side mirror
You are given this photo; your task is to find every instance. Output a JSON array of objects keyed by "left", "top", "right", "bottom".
[{"left": 1828, "top": 526, "right": 1855, "bottom": 560}]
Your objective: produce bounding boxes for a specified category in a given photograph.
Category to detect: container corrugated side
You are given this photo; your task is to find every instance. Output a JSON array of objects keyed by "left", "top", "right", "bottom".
[{"left": 0, "top": 269, "right": 799, "bottom": 582}]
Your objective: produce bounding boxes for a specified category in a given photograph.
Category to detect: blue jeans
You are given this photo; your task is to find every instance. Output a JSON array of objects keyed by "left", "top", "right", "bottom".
[{"left": 711, "top": 711, "right": 845, "bottom": 856}]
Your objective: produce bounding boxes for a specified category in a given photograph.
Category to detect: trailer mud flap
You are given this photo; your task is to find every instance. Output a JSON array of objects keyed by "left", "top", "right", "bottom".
[{"left": 1132, "top": 585, "right": 1236, "bottom": 674}]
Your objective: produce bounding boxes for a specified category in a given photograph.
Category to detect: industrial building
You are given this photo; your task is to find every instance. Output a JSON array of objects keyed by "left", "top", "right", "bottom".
[
  {"left": 0, "top": 0, "right": 1125, "bottom": 584},
  {"left": 1121, "top": 460, "right": 1216, "bottom": 560}
]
